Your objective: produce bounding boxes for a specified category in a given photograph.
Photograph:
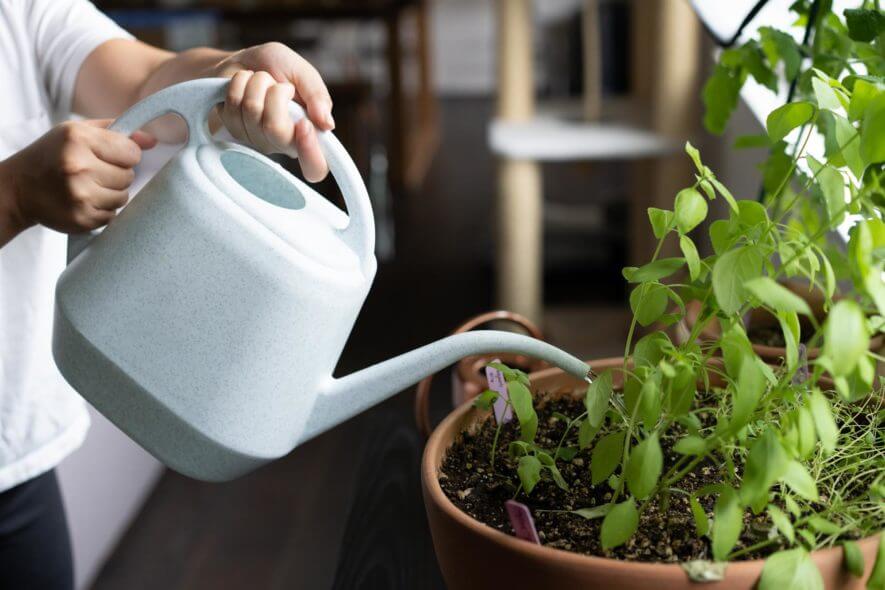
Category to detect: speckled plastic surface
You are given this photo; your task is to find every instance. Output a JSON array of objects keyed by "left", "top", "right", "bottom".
[{"left": 53, "top": 79, "right": 590, "bottom": 481}]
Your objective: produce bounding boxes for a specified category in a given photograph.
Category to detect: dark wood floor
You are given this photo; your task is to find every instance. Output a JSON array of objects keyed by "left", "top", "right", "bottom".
[{"left": 90, "top": 98, "right": 630, "bottom": 590}]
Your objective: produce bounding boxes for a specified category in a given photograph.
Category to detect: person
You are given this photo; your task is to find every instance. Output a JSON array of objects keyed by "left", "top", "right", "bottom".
[{"left": 0, "top": 1, "right": 335, "bottom": 587}]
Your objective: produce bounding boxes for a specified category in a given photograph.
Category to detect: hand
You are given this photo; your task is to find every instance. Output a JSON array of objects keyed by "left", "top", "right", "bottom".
[
  {"left": 210, "top": 42, "right": 334, "bottom": 182},
  {"left": 0, "top": 120, "right": 156, "bottom": 235}
]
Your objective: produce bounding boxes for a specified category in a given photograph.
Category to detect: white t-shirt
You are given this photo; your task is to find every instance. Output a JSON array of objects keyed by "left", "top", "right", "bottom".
[{"left": 0, "top": 0, "right": 132, "bottom": 492}]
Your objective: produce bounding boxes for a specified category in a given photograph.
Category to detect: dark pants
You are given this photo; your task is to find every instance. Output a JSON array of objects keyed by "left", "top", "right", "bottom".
[{"left": 0, "top": 471, "right": 74, "bottom": 590}]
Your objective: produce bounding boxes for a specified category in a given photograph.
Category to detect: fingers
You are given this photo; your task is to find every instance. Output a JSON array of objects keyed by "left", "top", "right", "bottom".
[
  {"left": 287, "top": 54, "right": 334, "bottom": 130},
  {"left": 261, "top": 82, "right": 297, "bottom": 155},
  {"left": 86, "top": 127, "right": 143, "bottom": 168},
  {"left": 221, "top": 70, "right": 252, "bottom": 143},
  {"left": 294, "top": 118, "right": 329, "bottom": 182},
  {"left": 130, "top": 130, "right": 157, "bottom": 150},
  {"left": 240, "top": 71, "right": 278, "bottom": 152},
  {"left": 91, "top": 158, "right": 136, "bottom": 191}
]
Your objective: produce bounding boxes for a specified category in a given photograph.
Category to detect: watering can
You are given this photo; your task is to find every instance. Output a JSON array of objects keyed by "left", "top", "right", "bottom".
[{"left": 52, "top": 78, "right": 591, "bottom": 482}]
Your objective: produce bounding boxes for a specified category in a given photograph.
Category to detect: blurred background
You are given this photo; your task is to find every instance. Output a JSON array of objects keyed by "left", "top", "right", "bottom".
[{"left": 55, "top": 0, "right": 771, "bottom": 587}]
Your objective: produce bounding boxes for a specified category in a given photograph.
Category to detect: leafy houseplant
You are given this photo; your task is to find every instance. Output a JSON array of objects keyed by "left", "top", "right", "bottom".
[{"left": 422, "top": 3, "right": 885, "bottom": 588}]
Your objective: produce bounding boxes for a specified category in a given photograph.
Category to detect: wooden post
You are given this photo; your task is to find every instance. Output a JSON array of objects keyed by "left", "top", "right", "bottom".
[
  {"left": 386, "top": 13, "right": 404, "bottom": 195},
  {"left": 630, "top": 0, "right": 701, "bottom": 264},
  {"left": 496, "top": 0, "right": 543, "bottom": 323},
  {"left": 582, "top": 0, "right": 602, "bottom": 121}
]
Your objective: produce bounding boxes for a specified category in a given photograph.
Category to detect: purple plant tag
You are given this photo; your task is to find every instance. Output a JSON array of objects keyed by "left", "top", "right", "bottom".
[
  {"left": 505, "top": 500, "right": 541, "bottom": 544},
  {"left": 485, "top": 363, "right": 512, "bottom": 424}
]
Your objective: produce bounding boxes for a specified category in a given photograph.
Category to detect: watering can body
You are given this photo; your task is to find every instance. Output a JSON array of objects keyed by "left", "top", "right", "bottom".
[{"left": 53, "top": 79, "right": 590, "bottom": 481}]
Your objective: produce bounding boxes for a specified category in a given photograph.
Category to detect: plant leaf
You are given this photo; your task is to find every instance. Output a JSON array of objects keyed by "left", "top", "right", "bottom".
[
  {"left": 648, "top": 208, "right": 674, "bottom": 239},
  {"left": 600, "top": 499, "right": 639, "bottom": 550},
  {"left": 841, "top": 540, "right": 864, "bottom": 578},
  {"left": 733, "top": 357, "right": 766, "bottom": 430},
  {"left": 808, "top": 390, "right": 839, "bottom": 455},
  {"left": 844, "top": 8, "right": 885, "bottom": 42},
  {"left": 627, "top": 257, "right": 685, "bottom": 283},
  {"left": 675, "top": 188, "right": 708, "bottom": 234},
  {"left": 691, "top": 496, "right": 710, "bottom": 536},
  {"left": 591, "top": 431, "right": 625, "bottom": 485},
  {"left": 710, "top": 177, "right": 739, "bottom": 212},
  {"left": 571, "top": 504, "right": 612, "bottom": 520},
  {"left": 630, "top": 283, "right": 669, "bottom": 327},
  {"left": 473, "top": 389, "right": 499, "bottom": 410},
  {"left": 823, "top": 300, "right": 870, "bottom": 377},
  {"left": 517, "top": 455, "right": 542, "bottom": 494},
  {"left": 740, "top": 429, "right": 789, "bottom": 510},
  {"left": 680, "top": 235, "right": 701, "bottom": 281},
  {"left": 744, "top": 277, "right": 813, "bottom": 316},
  {"left": 807, "top": 515, "right": 842, "bottom": 536},
  {"left": 713, "top": 245, "right": 764, "bottom": 315},
  {"left": 812, "top": 76, "right": 842, "bottom": 111},
  {"left": 862, "top": 93, "right": 885, "bottom": 165},
  {"left": 507, "top": 381, "right": 538, "bottom": 443},
  {"left": 585, "top": 370, "right": 612, "bottom": 429},
  {"left": 625, "top": 433, "right": 663, "bottom": 500},
  {"left": 758, "top": 548, "right": 824, "bottom": 590},
  {"left": 703, "top": 64, "right": 743, "bottom": 134},
  {"left": 578, "top": 418, "right": 600, "bottom": 450},
  {"left": 869, "top": 533, "right": 885, "bottom": 590},
  {"left": 712, "top": 486, "right": 743, "bottom": 561},
  {"left": 781, "top": 460, "right": 819, "bottom": 502},
  {"left": 674, "top": 435, "right": 706, "bottom": 455},
  {"left": 766, "top": 102, "right": 815, "bottom": 143},
  {"left": 768, "top": 505, "right": 795, "bottom": 544}
]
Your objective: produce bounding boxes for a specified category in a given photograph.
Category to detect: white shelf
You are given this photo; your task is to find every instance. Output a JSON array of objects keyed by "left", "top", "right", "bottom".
[{"left": 488, "top": 116, "right": 677, "bottom": 162}]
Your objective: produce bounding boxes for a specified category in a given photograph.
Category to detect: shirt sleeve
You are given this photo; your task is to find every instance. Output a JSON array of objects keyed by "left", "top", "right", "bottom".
[{"left": 24, "top": 0, "right": 134, "bottom": 116}]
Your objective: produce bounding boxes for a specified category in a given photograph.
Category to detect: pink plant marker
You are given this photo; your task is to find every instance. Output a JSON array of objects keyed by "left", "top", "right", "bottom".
[
  {"left": 485, "top": 362, "right": 512, "bottom": 424},
  {"left": 505, "top": 500, "right": 541, "bottom": 544}
]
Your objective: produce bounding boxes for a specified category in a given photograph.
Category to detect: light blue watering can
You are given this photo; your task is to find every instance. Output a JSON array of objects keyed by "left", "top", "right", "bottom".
[{"left": 52, "top": 78, "right": 591, "bottom": 481}]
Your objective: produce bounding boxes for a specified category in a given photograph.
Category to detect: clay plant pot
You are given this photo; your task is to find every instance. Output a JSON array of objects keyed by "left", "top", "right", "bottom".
[
  {"left": 414, "top": 310, "right": 547, "bottom": 438},
  {"left": 420, "top": 357, "right": 880, "bottom": 590},
  {"left": 678, "top": 281, "right": 884, "bottom": 366}
]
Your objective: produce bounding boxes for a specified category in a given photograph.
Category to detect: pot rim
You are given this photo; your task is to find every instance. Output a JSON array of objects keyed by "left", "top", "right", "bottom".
[{"left": 421, "top": 357, "right": 880, "bottom": 577}]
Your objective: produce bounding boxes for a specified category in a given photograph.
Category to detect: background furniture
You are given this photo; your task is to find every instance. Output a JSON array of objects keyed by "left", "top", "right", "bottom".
[
  {"left": 491, "top": 0, "right": 702, "bottom": 322},
  {"left": 97, "top": 0, "right": 439, "bottom": 196}
]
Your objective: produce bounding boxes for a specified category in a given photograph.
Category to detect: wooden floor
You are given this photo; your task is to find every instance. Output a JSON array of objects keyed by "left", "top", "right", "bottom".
[{"left": 90, "top": 98, "right": 630, "bottom": 590}]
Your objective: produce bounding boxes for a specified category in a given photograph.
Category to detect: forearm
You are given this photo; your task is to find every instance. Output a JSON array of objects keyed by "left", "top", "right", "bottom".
[
  {"left": 74, "top": 41, "right": 232, "bottom": 142},
  {"left": 137, "top": 46, "right": 231, "bottom": 101},
  {"left": 0, "top": 160, "right": 27, "bottom": 248}
]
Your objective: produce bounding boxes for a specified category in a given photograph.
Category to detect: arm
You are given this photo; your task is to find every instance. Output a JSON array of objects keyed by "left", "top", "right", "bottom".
[
  {"left": 73, "top": 40, "right": 333, "bottom": 181},
  {"left": 0, "top": 38, "right": 333, "bottom": 248}
]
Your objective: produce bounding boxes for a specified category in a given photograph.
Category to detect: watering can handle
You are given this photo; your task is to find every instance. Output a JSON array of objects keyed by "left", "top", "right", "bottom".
[{"left": 68, "top": 78, "right": 375, "bottom": 268}]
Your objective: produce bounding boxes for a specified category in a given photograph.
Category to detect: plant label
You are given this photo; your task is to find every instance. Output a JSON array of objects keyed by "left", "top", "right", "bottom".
[
  {"left": 485, "top": 363, "right": 512, "bottom": 424},
  {"left": 505, "top": 500, "right": 541, "bottom": 544}
]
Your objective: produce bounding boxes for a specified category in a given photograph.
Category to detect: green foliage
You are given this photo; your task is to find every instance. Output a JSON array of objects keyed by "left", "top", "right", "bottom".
[
  {"left": 600, "top": 499, "right": 639, "bottom": 550},
  {"left": 766, "top": 102, "right": 817, "bottom": 143},
  {"left": 476, "top": 3, "right": 883, "bottom": 573},
  {"left": 712, "top": 486, "right": 743, "bottom": 561},
  {"left": 758, "top": 548, "right": 824, "bottom": 590}
]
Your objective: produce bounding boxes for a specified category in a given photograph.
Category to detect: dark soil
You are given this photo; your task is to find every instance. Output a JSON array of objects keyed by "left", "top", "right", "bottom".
[
  {"left": 439, "top": 395, "right": 776, "bottom": 563},
  {"left": 747, "top": 324, "right": 812, "bottom": 348}
]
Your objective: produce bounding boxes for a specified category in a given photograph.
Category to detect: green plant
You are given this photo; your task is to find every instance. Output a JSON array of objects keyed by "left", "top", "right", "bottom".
[{"left": 470, "top": 2, "right": 884, "bottom": 586}]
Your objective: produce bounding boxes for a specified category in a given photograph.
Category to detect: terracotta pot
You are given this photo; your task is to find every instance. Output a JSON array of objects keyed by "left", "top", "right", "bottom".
[
  {"left": 414, "top": 311, "right": 546, "bottom": 438},
  {"left": 678, "top": 281, "right": 884, "bottom": 367},
  {"left": 421, "top": 357, "right": 880, "bottom": 589}
]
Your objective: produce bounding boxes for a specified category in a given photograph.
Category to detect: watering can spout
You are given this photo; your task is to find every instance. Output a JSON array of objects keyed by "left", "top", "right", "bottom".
[{"left": 301, "top": 331, "right": 591, "bottom": 444}]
